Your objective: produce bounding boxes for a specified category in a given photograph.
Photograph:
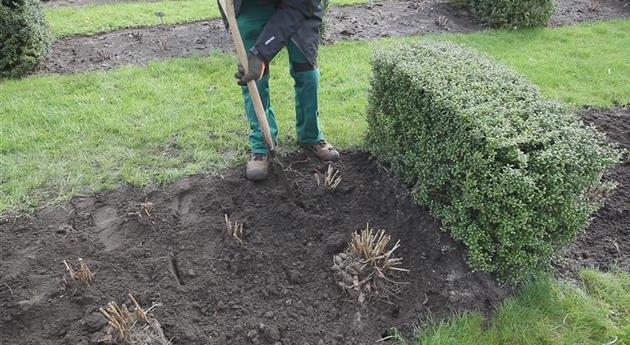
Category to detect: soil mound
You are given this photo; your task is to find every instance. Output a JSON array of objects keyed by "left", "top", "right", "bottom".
[{"left": 1, "top": 151, "right": 506, "bottom": 344}]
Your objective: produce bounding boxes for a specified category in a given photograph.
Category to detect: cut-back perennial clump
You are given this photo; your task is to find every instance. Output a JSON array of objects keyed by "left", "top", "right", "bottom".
[
  {"left": 367, "top": 40, "right": 620, "bottom": 283},
  {"left": 0, "top": 0, "right": 52, "bottom": 78},
  {"left": 332, "top": 225, "right": 407, "bottom": 303},
  {"left": 99, "top": 294, "right": 171, "bottom": 345},
  {"left": 452, "top": 0, "right": 554, "bottom": 28}
]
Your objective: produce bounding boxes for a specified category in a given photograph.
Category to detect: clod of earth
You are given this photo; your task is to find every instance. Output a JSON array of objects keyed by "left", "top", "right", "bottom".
[{"left": 332, "top": 224, "right": 408, "bottom": 304}]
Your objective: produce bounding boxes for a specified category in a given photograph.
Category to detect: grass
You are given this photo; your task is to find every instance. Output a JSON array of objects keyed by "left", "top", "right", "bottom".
[
  {"left": 443, "top": 22, "right": 630, "bottom": 108},
  {"left": 396, "top": 270, "right": 630, "bottom": 345},
  {"left": 1, "top": 20, "right": 629, "bottom": 214},
  {"left": 45, "top": 0, "right": 366, "bottom": 38}
]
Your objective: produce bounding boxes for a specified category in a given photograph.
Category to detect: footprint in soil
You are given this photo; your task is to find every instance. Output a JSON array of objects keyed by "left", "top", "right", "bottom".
[
  {"left": 177, "top": 190, "right": 194, "bottom": 215},
  {"left": 93, "top": 205, "right": 124, "bottom": 251}
]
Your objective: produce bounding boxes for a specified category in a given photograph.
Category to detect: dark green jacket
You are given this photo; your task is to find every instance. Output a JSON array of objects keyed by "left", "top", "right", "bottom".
[{"left": 221, "top": 0, "right": 323, "bottom": 66}]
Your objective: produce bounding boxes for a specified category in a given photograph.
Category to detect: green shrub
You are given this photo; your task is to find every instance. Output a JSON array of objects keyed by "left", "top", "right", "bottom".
[
  {"left": 367, "top": 40, "right": 620, "bottom": 283},
  {"left": 0, "top": 0, "right": 52, "bottom": 78},
  {"left": 452, "top": 0, "right": 554, "bottom": 28}
]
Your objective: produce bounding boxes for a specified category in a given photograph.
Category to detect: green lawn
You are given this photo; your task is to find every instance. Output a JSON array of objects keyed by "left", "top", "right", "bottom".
[
  {"left": 46, "top": 0, "right": 365, "bottom": 38},
  {"left": 1, "top": 20, "right": 629, "bottom": 215},
  {"left": 397, "top": 270, "right": 630, "bottom": 345},
  {"left": 444, "top": 22, "right": 630, "bottom": 108}
]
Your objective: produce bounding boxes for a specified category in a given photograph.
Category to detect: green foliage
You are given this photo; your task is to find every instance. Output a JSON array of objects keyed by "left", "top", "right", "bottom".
[
  {"left": 452, "top": 0, "right": 554, "bottom": 28},
  {"left": 0, "top": 0, "right": 52, "bottom": 78},
  {"left": 367, "top": 40, "right": 620, "bottom": 282}
]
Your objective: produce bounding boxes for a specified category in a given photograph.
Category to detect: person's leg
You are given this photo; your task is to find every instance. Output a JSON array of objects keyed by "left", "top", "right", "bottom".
[
  {"left": 237, "top": 0, "right": 278, "bottom": 155},
  {"left": 288, "top": 41, "right": 339, "bottom": 161},
  {"left": 241, "top": 74, "right": 275, "bottom": 154},
  {"left": 287, "top": 41, "right": 323, "bottom": 146}
]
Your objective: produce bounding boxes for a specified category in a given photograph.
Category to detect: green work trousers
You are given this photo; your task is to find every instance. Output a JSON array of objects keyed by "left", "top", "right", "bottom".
[{"left": 237, "top": 0, "right": 324, "bottom": 154}]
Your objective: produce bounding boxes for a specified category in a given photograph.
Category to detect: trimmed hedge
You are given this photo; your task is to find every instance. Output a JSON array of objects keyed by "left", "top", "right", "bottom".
[
  {"left": 0, "top": 0, "right": 52, "bottom": 78},
  {"left": 367, "top": 41, "right": 620, "bottom": 282},
  {"left": 452, "top": 0, "right": 554, "bottom": 28}
]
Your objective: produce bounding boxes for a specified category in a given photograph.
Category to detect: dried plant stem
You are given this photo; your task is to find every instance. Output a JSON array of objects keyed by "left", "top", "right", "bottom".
[
  {"left": 315, "top": 164, "right": 342, "bottom": 191},
  {"left": 129, "top": 293, "right": 148, "bottom": 323},
  {"left": 64, "top": 258, "right": 94, "bottom": 286},
  {"left": 436, "top": 15, "right": 449, "bottom": 26},
  {"left": 100, "top": 301, "right": 134, "bottom": 344},
  {"left": 77, "top": 258, "right": 94, "bottom": 285},
  {"left": 224, "top": 214, "right": 244, "bottom": 242},
  {"left": 325, "top": 165, "right": 342, "bottom": 191},
  {"left": 99, "top": 294, "right": 170, "bottom": 345},
  {"left": 63, "top": 260, "right": 78, "bottom": 280}
]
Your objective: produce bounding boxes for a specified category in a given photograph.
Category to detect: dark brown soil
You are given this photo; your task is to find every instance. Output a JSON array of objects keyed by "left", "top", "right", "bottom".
[
  {"left": 551, "top": 0, "right": 630, "bottom": 26},
  {"left": 324, "top": 0, "right": 480, "bottom": 39},
  {"left": 0, "top": 151, "right": 507, "bottom": 345},
  {"left": 39, "top": 20, "right": 233, "bottom": 75},
  {"left": 557, "top": 107, "right": 630, "bottom": 275}
]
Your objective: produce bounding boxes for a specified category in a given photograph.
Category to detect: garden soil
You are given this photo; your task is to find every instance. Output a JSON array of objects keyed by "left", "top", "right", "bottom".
[
  {"left": 551, "top": 0, "right": 629, "bottom": 26},
  {"left": 38, "top": 0, "right": 629, "bottom": 75},
  {"left": 1, "top": 151, "right": 508, "bottom": 345}
]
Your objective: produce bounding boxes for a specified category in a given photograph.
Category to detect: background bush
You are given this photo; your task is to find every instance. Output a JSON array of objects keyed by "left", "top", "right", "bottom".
[
  {"left": 452, "top": 0, "right": 554, "bottom": 28},
  {"left": 367, "top": 40, "right": 620, "bottom": 282},
  {"left": 0, "top": 0, "right": 52, "bottom": 78}
]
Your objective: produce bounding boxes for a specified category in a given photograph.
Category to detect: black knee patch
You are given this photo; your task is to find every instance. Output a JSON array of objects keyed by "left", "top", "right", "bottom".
[{"left": 292, "top": 62, "right": 317, "bottom": 72}]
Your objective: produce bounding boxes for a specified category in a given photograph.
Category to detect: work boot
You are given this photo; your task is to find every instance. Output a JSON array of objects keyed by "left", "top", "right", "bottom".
[
  {"left": 246, "top": 153, "right": 269, "bottom": 181},
  {"left": 305, "top": 140, "right": 340, "bottom": 162}
]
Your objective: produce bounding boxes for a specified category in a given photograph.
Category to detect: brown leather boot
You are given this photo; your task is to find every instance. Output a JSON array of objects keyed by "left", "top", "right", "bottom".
[
  {"left": 246, "top": 153, "right": 269, "bottom": 181},
  {"left": 305, "top": 140, "right": 340, "bottom": 162}
]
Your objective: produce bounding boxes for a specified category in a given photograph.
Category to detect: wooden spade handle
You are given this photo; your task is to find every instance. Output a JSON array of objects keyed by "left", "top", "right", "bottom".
[{"left": 219, "top": 0, "right": 275, "bottom": 151}]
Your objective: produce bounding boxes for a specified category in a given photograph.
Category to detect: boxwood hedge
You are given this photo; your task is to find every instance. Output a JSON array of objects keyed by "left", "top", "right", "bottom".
[
  {"left": 0, "top": 0, "right": 52, "bottom": 78},
  {"left": 367, "top": 41, "right": 620, "bottom": 282},
  {"left": 453, "top": 0, "right": 554, "bottom": 28}
]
